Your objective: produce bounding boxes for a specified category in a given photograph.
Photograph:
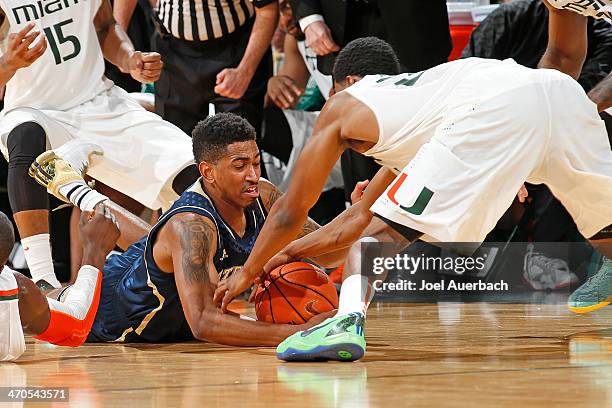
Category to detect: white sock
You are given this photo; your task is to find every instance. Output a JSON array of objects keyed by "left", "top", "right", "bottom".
[
  {"left": 336, "top": 274, "right": 373, "bottom": 317},
  {"left": 48, "top": 265, "right": 101, "bottom": 320},
  {"left": 58, "top": 181, "right": 108, "bottom": 212},
  {"left": 21, "top": 234, "right": 61, "bottom": 288}
]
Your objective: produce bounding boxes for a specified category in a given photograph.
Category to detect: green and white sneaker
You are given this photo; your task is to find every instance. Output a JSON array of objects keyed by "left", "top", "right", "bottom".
[
  {"left": 276, "top": 312, "right": 366, "bottom": 362},
  {"left": 568, "top": 257, "right": 612, "bottom": 314}
]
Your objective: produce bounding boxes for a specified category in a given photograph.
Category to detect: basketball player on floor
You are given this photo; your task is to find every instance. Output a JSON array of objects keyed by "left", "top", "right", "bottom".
[
  {"left": 0, "top": 0, "right": 196, "bottom": 291},
  {"left": 1, "top": 206, "right": 120, "bottom": 361},
  {"left": 32, "top": 113, "right": 356, "bottom": 345},
  {"left": 540, "top": 0, "right": 612, "bottom": 113},
  {"left": 214, "top": 38, "right": 612, "bottom": 361}
]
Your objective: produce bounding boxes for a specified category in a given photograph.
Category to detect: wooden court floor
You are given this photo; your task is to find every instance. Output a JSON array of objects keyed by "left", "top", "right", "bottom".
[{"left": 2, "top": 302, "right": 611, "bottom": 408}]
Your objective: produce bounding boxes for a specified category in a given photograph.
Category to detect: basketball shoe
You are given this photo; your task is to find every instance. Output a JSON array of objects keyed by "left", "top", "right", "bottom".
[
  {"left": 567, "top": 257, "right": 612, "bottom": 313},
  {"left": 29, "top": 151, "right": 84, "bottom": 203},
  {"left": 276, "top": 312, "right": 366, "bottom": 362},
  {"left": 522, "top": 244, "right": 579, "bottom": 290}
]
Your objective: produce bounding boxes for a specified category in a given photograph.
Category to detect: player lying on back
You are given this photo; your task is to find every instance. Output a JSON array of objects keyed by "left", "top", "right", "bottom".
[
  {"left": 215, "top": 37, "right": 612, "bottom": 361},
  {"left": 31, "top": 113, "right": 352, "bottom": 346},
  {"left": 540, "top": 0, "right": 612, "bottom": 112},
  {"left": 1, "top": 206, "right": 119, "bottom": 362}
]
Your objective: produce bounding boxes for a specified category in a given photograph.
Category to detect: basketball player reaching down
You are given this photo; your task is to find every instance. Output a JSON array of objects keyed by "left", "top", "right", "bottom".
[
  {"left": 215, "top": 38, "right": 612, "bottom": 361},
  {"left": 32, "top": 113, "right": 341, "bottom": 346},
  {"left": 1, "top": 206, "right": 120, "bottom": 362},
  {"left": 0, "top": 0, "right": 196, "bottom": 290},
  {"left": 540, "top": 0, "right": 612, "bottom": 112}
]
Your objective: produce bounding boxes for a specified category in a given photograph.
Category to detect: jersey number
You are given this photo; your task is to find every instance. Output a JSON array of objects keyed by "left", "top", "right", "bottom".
[{"left": 43, "top": 19, "right": 81, "bottom": 65}]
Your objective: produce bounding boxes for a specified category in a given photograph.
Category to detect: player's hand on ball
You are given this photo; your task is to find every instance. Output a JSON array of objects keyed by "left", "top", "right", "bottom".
[
  {"left": 267, "top": 75, "right": 303, "bottom": 109},
  {"left": 79, "top": 204, "right": 120, "bottom": 257},
  {"left": 214, "top": 269, "right": 261, "bottom": 312},
  {"left": 214, "top": 67, "right": 253, "bottom": 100},
  {"left": 263, "top": 249, "right": 297, "bottom": 274},
  {"left": 127, "top": 51, "right": 163, "bottom": 83},
  {"left": 0, "top": 23, "right": 47, "bottom": 72}
]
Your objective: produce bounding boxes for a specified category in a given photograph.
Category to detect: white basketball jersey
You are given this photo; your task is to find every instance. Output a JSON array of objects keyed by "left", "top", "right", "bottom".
[
  {"left": 343, "top": 58, "right": 544, "bottom": 173},
  {"left": 0, "top": 0, "right": 110, "bottom": 111},
  {"left": 547, "top": 0, "right": 612, "bottom": 19}
]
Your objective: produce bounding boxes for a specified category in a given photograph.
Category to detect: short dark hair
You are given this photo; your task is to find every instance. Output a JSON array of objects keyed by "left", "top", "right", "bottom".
[
  {"left": 192, "top": 113, "right": 257, "bottom": 163},
  {"left": 0, "top": 212, "right": 15, "bottom": 266},
  {"left": 332, "top": 37, "right": 401, "bottom": 83}
]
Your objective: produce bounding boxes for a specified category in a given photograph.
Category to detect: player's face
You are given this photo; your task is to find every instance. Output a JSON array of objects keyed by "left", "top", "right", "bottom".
[{"left": 214, "top": 141, "right": 261, "bottom": 207}]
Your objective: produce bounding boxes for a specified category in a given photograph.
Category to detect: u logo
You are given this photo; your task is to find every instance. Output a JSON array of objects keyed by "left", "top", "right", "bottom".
[{"left": 387, "top": 173, "right": 434, "bottom": 216}]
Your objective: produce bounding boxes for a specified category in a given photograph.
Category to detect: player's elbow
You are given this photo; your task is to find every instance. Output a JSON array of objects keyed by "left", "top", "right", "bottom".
[{"left": 190, "top": 311, "right": 217, "bottom": 342}]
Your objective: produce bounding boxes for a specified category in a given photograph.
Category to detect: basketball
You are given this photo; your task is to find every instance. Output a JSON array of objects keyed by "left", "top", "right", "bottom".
[{"left": 254, "top": 262, "right": 339, "bottom": 324}]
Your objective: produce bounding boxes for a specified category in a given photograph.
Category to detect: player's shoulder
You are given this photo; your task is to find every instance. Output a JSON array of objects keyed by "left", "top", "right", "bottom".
[{"left": 258, "top": 178, "right": 283, "bottom": 212}]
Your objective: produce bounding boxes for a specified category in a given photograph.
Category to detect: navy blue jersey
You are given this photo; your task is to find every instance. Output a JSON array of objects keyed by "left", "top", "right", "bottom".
[{"left": 89, "top": 180, "right": 267, "bottom": 343}]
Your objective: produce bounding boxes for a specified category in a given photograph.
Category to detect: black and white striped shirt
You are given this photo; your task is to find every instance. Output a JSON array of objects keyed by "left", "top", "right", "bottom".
[{"left": 157, "top": 0, "right": 275, "bottom": 42}]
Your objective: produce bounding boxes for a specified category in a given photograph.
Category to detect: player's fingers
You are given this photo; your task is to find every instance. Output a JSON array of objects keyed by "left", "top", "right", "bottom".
[
  {"left": 213, "top": 281, "right": 227, "bottom": 306},
  {"left": 273, "top": 91, "right": 290, "bottom": 109},
  {"left": 79, "top": 209, "right": 91, "bottom": 226},
  {"left": 24, "top": 36, "right": 47, "bottom": 62},
  {"left": 16, "top": 31, "right": 40, "bottom": 53},
  {"left": 142, "top": 60, "right": 163, "bottom": 71},
  {"left": 140, "top": 69, "right": 161, "bottom": 77},
  {"left": 221, "top": 291, "right": 234, "bottom": 312},
  {"left": 15, "top": 23, "right": 36, "bottom": 42},
  {"left": 279, "top": 85, "right": 299, "bottom": 106},
  {"left": 248, "top": 286, "right": 258, "bottom": 303},
  {"left": 216, "top": 69, "right": 227, "bottom": 85},
  {"left": 140, "top": 52, "right": 161, "bottom": 62}
]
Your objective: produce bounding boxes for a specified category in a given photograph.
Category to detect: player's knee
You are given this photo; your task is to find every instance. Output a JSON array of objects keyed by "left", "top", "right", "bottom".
[{"left": 7, "top": 122, "right": 47, "bottom": 167}]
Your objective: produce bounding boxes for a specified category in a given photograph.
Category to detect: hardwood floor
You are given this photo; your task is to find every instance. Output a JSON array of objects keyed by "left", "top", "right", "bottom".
[{"left": 3, "top": 303, "right": 611, "bottom": 407}]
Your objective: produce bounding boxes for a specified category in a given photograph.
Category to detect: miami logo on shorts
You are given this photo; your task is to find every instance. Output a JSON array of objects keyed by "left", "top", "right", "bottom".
[{"left": 386, "top": 173, "right": 434, "bottom": 216}]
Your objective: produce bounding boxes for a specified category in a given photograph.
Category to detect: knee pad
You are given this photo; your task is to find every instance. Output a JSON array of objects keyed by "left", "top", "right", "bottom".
[
  {"left": 7, "top": 122, "right": 49, "bottom": 213},
  {"left": 7, "top": 122, "right": 47, "bottom": 167}
]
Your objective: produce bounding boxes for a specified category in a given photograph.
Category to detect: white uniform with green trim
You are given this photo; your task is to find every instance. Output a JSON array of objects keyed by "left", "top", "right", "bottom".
[
  {"left": 547, "top": 0, "right": 612, "bottom": 19},
  {"left": 344, "top": 58, "right": 612, "bottom": 242},
  {"left": 0, "top": 266, "right": 25, "bottom": 362},
  {"left": 0, "top": 0, "right": 193, "bottom": 210}
]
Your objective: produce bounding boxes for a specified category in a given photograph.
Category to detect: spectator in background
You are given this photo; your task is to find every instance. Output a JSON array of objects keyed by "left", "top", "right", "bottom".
[
  {"left": 152, "top": 0, "right": 278, "bottom": 137},
  {"left": 289, "top": 0, "right": 452, "bottom": 202},
  {"left": 259, "top": 0, "right": 346, "bottom": 225}
]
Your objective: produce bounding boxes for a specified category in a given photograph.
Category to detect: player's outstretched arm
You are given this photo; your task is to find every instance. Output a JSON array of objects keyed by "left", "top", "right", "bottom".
[
  {"left": 214, "top": 96, "right": 347, "bottom": 310},
  {"left": 169, "top": 213, "right": 326, "bottom": 346},
  {"left": 94, "top": 0, "right": 162, "bottom": 83},
  {"left": 538, "top": 0, "right": 588, "bottom": 79},
  {"left": 266, "top": 168, "right": 396, "bottom": 270},
  {"left": 258, "top": 178, "right": 320, "bottom": 239}
]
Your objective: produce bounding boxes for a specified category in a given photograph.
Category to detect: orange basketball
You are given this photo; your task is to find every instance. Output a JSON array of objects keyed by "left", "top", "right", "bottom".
[{"left": 255, "top": 262, "right": 339, "bottom": 324}]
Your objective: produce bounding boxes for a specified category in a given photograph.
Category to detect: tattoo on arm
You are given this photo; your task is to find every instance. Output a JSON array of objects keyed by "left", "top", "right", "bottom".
[
  {"left": 178, "top": 218, "right": 216, "bottom": 283},
  {"left": 263, "top": 184, "right": 284, "bottom": 210}
]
